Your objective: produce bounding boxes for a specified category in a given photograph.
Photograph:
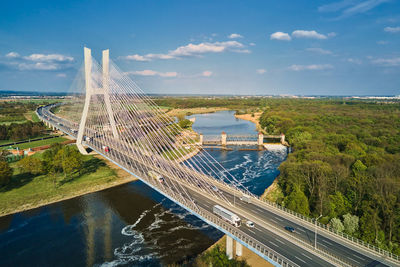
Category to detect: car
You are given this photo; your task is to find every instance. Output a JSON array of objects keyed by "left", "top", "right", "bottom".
[
  {"left": 211, "top": 186, "right": 219, "bottom": 192},
  {"left": 246, "top": 220, "right": 254, "bottom": 228},
  {"left": 284, "top": 226, "right": 295, "bottom": 233}
]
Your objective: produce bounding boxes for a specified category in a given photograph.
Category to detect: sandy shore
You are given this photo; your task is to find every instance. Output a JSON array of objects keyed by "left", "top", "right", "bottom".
[{"left": 234, "top": 112, "right": 264, "bottom": 133}]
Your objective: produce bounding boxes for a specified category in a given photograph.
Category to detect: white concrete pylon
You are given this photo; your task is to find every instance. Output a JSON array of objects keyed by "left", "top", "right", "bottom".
[
  {"left": 76, "top": 47, "right": 92, "bottom": 154},
  {"left": 226, "top": 235, "right": 233, "bottom": 259},
  {"left": 76, "top": 47, "right": 119, "bottom": 155},
  {"left": 102, "top": 49, "right": 119, "bottom": 139},
  {"left": 235, "top": 241, "right": 243, "bottom": 257}
]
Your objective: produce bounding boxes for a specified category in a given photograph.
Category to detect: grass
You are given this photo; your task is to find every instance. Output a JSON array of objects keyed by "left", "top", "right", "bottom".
[
  {"left": 0, "top": 152, "right": 119, "bottom": 216},
  {"left": 1, "top": 137, "right": 68, "bottom": 150}
]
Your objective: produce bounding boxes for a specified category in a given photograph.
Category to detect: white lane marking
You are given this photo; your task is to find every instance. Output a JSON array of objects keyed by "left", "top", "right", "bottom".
[
  {"left": 350, "top": 258, "right": 361, "bottom": 264},
  {"left": 247, "top": 229, "right": 256, "bottom": 234},
  {"left": 319, "top": 243, "right": 328, "bottom": 248},
  {"left": 269, "top": 241, "right": 279, "bottom": 247},
  {"left": 322, "top": 239, "right": 333, "bottom": 246},
  {"left": 256, "top": 208, "right": 264, "bottom": 213},
  {"left": 275, "top": 238, "right": 285, "bottom": 245},
  {"left": 301, "top": 253, "right": 312, "bottom": 260},
  {"left": 275, "top": 217, "right": 283, "bottom": 222},
  {"left": 352, "top": 254, "right": 364, "bottom": 260},
  {"left": 295, "top": 256, "right": 306, "bottom": 264},
  {"left": 297, "top": 228, "right": 306, "bottom": 233},
  {"left": 270, "top": 218, "right": 278, "bottom": 224}
]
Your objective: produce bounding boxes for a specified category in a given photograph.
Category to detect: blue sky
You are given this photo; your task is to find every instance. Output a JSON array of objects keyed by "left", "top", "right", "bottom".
[{"left": 0, "top": 0, "right": 399, "bottom": 95}]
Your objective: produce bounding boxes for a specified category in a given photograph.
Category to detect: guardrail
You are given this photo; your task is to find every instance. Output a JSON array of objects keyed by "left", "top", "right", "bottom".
[{"left": 255, "top": 197, "right": 400, "bottom": 265}]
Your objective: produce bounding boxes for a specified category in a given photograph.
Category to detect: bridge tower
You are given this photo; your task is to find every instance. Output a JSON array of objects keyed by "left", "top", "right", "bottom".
[
  {"left": 257, "top": 132, "right": 264, "bottom": 146},
  {"left": 221, "top": 131, "right": 227, "bottom": 146},
  {"left": 76, "top": 47, "right": 119, "bottom": 154}
]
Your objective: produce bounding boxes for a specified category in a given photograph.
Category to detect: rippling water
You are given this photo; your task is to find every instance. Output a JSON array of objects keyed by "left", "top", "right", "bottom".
[{"left": 0, "top": 110, "right": 286, "bottom": 266}]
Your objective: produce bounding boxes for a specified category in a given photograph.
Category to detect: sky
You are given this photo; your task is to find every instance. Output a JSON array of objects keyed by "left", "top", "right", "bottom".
[{"left": 0, "top": 0, "right": 400, "bottom": 96}]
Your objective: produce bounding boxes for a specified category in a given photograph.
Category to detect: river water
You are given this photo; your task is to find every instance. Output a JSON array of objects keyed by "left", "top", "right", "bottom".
[{"left": 0, "top": 110, "right": 287, "bottom": 266}]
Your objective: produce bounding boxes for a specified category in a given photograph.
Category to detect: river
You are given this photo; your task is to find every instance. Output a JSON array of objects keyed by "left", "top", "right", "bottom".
[{"left": 0, "top": 110, "right": 287, "bottom": 266}]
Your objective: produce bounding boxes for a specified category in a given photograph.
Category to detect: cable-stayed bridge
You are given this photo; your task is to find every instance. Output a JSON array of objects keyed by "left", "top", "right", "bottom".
[{"left": 37, "top": 48, "right": 399, "bottom": 267}]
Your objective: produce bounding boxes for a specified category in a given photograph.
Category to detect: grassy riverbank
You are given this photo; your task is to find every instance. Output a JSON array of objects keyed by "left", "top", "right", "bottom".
[{"left": 0, "top": 149, "right": 136, "bottom": 217}]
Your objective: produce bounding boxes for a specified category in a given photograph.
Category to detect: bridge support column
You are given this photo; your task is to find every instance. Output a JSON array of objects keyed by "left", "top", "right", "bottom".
[
  {"left": 280, "top": 133, "right": 285, "bottom": 144},
  {"left": 235, "top": 241, "right": 242, "bottom": 257},
  {"left": 221, "top": 131, "right": 227, "bottom": 146},
  {"left": 199, "top": 133, "right": 203, "bottom": 145},
  {"left": 258, "top": 132, "right": 264, "bottom": 146},
  {"left": 226, "top": 235, "right": 233, "bottom": 259}
]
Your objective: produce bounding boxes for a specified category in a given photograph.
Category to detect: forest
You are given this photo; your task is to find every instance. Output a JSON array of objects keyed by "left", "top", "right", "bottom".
[{"left": 258, "top": 99, "right": 400, "bottom": 255}]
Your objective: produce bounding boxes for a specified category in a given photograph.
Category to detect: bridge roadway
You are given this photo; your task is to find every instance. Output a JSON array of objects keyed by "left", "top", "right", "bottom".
[{"left": 37, "top": 106, "right": 393, "bottom": 267}]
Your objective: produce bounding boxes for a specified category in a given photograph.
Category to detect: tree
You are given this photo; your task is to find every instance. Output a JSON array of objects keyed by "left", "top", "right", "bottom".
[
  {"left": 285, "top": 187, "right": 310, "bottom": 216},
  {"left": 343, "top": 213, "right": 359, "bottom": 235},
  {"left": 17, "top": 156, "right": 44, "bottom": 175},
  {"left": 0, "top": 161, "right": 12, "bottom": 187},
  {"left": 178, "top": 119, "right": 192, "bottom": 129},
  {"left": 330, "top": 217, "right": 344, "bottom": 233},
  {"left": 329, "top": 192, "right": 350, "bottom": 218}
]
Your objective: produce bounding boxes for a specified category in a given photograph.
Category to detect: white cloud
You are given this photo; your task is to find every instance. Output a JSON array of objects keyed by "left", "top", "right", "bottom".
[
  {"left": 371, "top": 57, "right": 400, "bottom": 66},
  {"left": 5, "top": 52, "right": 20, "bottom": 58},
  {"left": 256, "top": 69, "right": 267, "bottom": 74},
  {"left": 289, "top": 64, "right": 333, "bottom": 71},
  {"left": 249, "top": 42, "right": 256, "bottom": 46},
  {"left": 125, "top": 54, "right": 150, "bottom": 61},
  {"left": 126, "top": 70, "right": 178, "bottom": 77},
  {"left": 124, "top": 41, "right": 247, "bottom": 61},
  {"left": 327, "top": 32, "right": 337, "bottom": 37},
  {"left": 202, "top": 71, "right": 213, "bottom": 77},
  {"left": 347, "top": 58, "right": 362, "bottom": 64},
  {"left": 270, "top": 32, "right": 291, "bottom": 41},
  {"left": 1, "top": 52, "right": 74, "bottom": 71},
  {"left": 18, "top": 62, "right": 59, "bottom": 70},
  {"left": 319, "top": 0, "right": 390, "bottom": 19},
  {"left": 24, "top": 53, "right": 73, "bottom": 62},
  {"left": 56, "top": 73, "right": 67, "bottom": 78},
  {"left": 384, "top": 26, "right": 400, "bottom": 33},
  {"left": 228, "top": 33, "right": 243, "bottom": 39},
  {"left": 306, "top": 48, "right": 333, "bottom": 55},
  {"left": 292, "top": 30, "right": 327, "bottom": 40},
  {"left": 377, "top": 40, "right": 389, "bottom": 45}
]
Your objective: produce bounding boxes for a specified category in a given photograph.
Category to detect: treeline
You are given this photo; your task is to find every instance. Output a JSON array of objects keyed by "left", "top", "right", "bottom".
[
  {"left": 258, "top": 99, "right": 400, "bottom": 254},
  {"left": 153, "top": 97, "right": 264, "bottom": 110},
  {"left": 0, "top": 121, "right": 45, "bottom": 141},
  {"left": 17, "top": 144, "right": 83, "bottom": 182}
]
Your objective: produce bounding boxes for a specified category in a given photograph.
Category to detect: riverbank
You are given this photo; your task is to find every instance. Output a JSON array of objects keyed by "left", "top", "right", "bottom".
[
  {"left": 167, "top": 107, "right": 230, "bottom": 120},
  {"left": 0, "top": 152, "right": 137, "bottom": 218},
  {"left": 234, "top": 112, "right": 263, "bottom": 133}
]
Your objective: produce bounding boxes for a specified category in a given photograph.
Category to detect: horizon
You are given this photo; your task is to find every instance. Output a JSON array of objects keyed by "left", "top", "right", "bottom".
[{"left": 0, "top": 1, "right": 400, "bottom": 95}]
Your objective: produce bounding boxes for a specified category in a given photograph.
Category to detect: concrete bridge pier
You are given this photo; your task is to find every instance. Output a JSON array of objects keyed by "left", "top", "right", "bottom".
[
  {"left": 235, "top": 241, "right": 243, "bottom": 257},
  {"left": 199, "top": 133, "right": 203, "bottom": 145},
  {"left": 226, "top": 235, "right": 233, "bottom": 259},
  {"left": 221, "top": 131, "right": 227, "bottom": 146},
  {"left": 258, "top": 132, "right": 264, "bottom": 146},
  {"left": 280, "top": 133, "right": 285, "bottom": 144}
]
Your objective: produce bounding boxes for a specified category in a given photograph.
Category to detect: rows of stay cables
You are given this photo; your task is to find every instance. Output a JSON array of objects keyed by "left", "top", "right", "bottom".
[{"left": 63, "top": 55, "right": 255, "bottom": 208}]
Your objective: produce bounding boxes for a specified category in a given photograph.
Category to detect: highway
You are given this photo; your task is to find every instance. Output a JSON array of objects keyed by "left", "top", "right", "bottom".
[{"left": 37, "top": 105, "right": 395, "bottom": 267}]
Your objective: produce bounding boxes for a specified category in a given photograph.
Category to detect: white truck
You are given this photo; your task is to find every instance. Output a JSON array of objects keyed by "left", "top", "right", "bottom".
[
  {"left": 239, "top": 194, "right": 252, "bottom": 204},
  {"left": 213, "top": 205, "right": 241, "bottom": 227}
]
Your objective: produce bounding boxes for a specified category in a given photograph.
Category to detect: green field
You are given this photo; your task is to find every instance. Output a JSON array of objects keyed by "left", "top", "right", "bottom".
[
  {"left": 1, "top": 137, "right": 68, "bottom": 150},
  {"left": 0, "top": 152, "right": 119, "bottom": 216}
]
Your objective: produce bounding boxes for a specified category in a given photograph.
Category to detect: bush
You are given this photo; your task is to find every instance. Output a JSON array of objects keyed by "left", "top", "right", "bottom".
[{"left": 0, "top": 161, "right": 12, "bottom": 187}]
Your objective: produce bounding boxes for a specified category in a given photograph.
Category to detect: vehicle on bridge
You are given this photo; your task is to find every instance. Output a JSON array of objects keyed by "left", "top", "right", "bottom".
[
  {"left": 213, "top": 205, "right": 241, "bottom": 227},
  {"left": 239, "top": 195, "right": 252, "bottom": 203},
  {"left": 102, "top": 145, "right": 110, "bottom": 152},
  {"left": 148, "top": 170, "right": 165, "bottom": 183}
]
